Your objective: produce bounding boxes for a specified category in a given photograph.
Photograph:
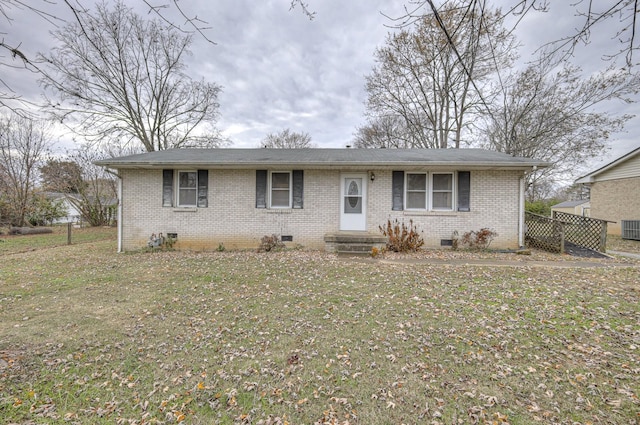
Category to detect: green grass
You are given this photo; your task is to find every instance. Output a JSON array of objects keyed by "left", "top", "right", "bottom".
[
  {"left": 0, "top": 225, "right": 116, "bottom": 255},
  {"left": 0, "top": 229, "right": 638, "bottom": 424}
]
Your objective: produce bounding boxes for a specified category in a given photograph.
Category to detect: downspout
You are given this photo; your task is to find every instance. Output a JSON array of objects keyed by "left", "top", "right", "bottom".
[
  {"left": 518, "top": 173, "right": 525, "bottom": 248},
  {"left": 519, "top": 166, "right": 536, "bottom": 248},
  {"left": 104, "top": 167, "right": 123, "bottom": 253},
  {"left": 116, "top": 171, "right": 123, "bottom": 253}
]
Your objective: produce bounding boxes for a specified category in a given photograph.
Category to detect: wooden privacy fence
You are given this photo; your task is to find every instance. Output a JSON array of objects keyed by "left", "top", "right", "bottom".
[
  {"left": 524, "top": 211, "right": 610, "bottom": 254},
  {"left": 552, "top": 211, "right": 609, "bottom": 253}
]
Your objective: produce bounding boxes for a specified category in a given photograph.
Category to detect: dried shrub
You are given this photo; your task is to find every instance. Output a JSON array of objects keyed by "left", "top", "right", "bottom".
[
  {"left": 257, "top": 234, "right": 285, "bottom": 252},
  {"left": 460, "top": 228, "right": 498, "bottom": 250},
  {"left": 379, "top": 218, "right": 425, "bottom": 252}
]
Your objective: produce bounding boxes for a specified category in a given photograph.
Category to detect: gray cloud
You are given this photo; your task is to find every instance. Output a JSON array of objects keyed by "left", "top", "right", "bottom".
[{"left": 190, "top": 0, "right": 404, "bottom": 147}]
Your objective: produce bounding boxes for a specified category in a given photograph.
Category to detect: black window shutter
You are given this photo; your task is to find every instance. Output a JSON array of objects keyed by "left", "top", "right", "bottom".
[
  {"left": 197, "top": 169, "right": 208, "bottom": 208},
  {"left": 256, "top": 170, "right": 267, "bottom": 208},
  {"left": 392, "top": 171, "right": 404, "bottom": 211},
  {"left": 457, "top": 171, "right": 470, "bottom": 212},
  {"left": 292, "top": 170, "right": 304, "bottom": 209},
  {"left": 162, "top": 169, "right": 174, "bottom": 207}
]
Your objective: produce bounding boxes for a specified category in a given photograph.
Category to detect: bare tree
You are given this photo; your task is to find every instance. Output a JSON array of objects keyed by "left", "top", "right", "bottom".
[
  {"left": 389, "top": 1, "right": 640, "bottom": 67},
  {"left": 365, "top": 1, "right": 516, "bottom": 149},
  {"left": 352, "top": 116, "right": 413, "bottom": 148},
  {"left": 0, "top": 1, "right": 60, "bottom": 112},
  {"left": 288, "top": 0, "right": 316, "bottom": 19},
  {"left": 142, "top": 0, "right": 315, "bottom": 44},
  {"left": 482, "top": 54, "right": 640, "bottom": 199},
  {"left": 65, "top": 145, "right": 118, "bottom": 227},
  {"left": 537, "top": 0, "right": 640, "bottom": 66},
  {"left": 39, "top": 1, "right": 223, "bottom": 152},
  {"left": 1, "top": 0, "right": 312, "bottom": 113},
  {"left": 0, "top": 113, "right": 50, "bottom": 226},
  {"left": 260, "top": 129, "right": 316, "bottom": 148},
  {"left": 40, "top": 159, "right": 85, "bottom": 194}
]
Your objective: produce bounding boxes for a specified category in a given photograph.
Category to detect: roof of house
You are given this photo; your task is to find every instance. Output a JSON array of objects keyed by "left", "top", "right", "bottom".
[
  {"left": 551, "top": 199, "right": 590, "bottom": 209},
  {"left": 95, "top": 148, "right": 549, "bottom": 170},
  {"left": 575, "top": 146, "right": 640, "bottom": 183},
  {"left": 44, "top": 192, "right": 117, "bottom": 206}
]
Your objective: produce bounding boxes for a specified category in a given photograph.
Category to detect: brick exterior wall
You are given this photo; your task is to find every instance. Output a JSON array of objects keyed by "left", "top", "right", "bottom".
[
  {"left": 589, "top": 176, "right": 640, "bottom": 235},
  {"left": 119, "top": 168, "right": 524, "bottom": 251},
  {"left": 368, "top": 170, "right": 522, "bottom": 249}
]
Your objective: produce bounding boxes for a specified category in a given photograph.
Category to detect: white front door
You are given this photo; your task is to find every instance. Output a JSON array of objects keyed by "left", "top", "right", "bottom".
[{"left": 340, "top": 174, "right": 367, "bottom": 231}]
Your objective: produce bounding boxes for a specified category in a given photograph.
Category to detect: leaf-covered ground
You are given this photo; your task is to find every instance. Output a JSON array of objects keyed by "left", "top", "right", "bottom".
[{"left": 0, "top": 234, "right": 638, "bottom": 424}]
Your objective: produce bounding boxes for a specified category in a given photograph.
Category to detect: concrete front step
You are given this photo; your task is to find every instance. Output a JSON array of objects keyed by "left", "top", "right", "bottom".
[
  {"left": 336, "top": 243, "right": 379, "bottom": 252},
  {"left": 336, "top": 250, "right": 374, "bottom": 258},
  {"left": 324, "top": 232, "right": 387, "bottom": 254},
  {"left": 324, "top": 232, "right": 387, "bottom": 244}
]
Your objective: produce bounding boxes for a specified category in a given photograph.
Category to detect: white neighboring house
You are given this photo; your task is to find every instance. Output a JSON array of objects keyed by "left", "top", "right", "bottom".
[{"left": 45, "top": 192, "right": 82, "bottom": 224}]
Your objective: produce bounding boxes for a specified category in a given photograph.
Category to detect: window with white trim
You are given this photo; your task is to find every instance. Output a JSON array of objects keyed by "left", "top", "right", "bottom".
[
  {"left": 162, "top": 169, "right": 208, "bottom": 208},
  {"left": 402, "top": 172, "right": 455, "bottom": 211},
  {"left": 406, "top": 173, "right": 427, "bottom": 210},
  {"left": 178, "top": 171, "right": 198, "bottom": 207},
  {"left": 431, "top": 173, "right": 453, "bottom": 210},
  {"left": 394, "top": 171, "right": 469, "bottom": 212},
  {"left": 270, "top": 171, "right": 291, "bottom": 208}
]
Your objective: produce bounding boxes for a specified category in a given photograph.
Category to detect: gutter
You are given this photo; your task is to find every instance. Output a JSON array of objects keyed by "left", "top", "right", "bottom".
[{"left": 94, "top": 161, "right": 549, "bottom": 171}]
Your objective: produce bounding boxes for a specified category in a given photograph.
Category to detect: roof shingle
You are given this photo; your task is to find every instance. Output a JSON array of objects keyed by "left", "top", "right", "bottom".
[{"left": 95, "top": 148, "right": 548, "bottom": 170}]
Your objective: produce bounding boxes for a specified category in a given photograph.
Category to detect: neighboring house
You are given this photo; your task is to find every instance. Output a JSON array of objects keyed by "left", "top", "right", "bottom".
[
  {"left": 550, "top": 199, "right": 590, "bottom": 217},
  {"left": 45, "top": 192, "right": 118, "bottom": 225},
  {"left": 95, "top": 148, "right": 547, "bottom": 252},
  {"left": 575, "top": 146, "right": 640, "bottom": 235},
  {"left": 45, "top": 192, "right": 82, "bottom": 224}
]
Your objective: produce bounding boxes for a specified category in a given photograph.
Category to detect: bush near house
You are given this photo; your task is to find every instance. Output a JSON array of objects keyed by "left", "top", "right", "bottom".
[
  {"left": 379, "top": 218, "right": 425, "bottom": 252},
  {"left": 26, "top": 194, "right": 68, "bottom": 226},
  {"left": 257, "top": 234, "right": 285, "bottom": 252},
  {"left": 458, "top": 228, "right": 498, "bottom": 250},
  {"left": 526, "top": 199, "right": 560, "bottom": 216}
]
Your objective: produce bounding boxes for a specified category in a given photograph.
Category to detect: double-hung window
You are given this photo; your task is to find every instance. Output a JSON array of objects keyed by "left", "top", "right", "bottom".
[
  {"left": 406, "top": 173, "right": 427, "bottom": 210},
  {"left": 256, "top": 170, "right": 303, "bottom": 209},
  {"left": 270, "top": 171, "right": 292, "bottom": 208},
  {"left": 162, "top": 169, "right": 208, "bottom": 208},
  {"left": 399, "top": 171, "right": 456, "bottom": 211},
  {"left": 431, "top": 173, "right": 453, "bottom": 210},
  {"left": 178, "top": 171, "right": 198, "bottom": 207}
]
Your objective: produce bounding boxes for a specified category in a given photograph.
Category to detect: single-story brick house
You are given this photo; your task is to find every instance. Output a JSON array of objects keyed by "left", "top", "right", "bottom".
[
  {"left": 95, "top": 148, "right": 547, "bottom": 252},
  {"left": 575, "top": 146, "right": 640, "bottom": 235}
]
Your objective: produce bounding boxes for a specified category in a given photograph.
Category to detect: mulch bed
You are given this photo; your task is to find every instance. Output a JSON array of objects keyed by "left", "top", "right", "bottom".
[{"left": 564, "top": 241, "right": 609, "bottom": 259}]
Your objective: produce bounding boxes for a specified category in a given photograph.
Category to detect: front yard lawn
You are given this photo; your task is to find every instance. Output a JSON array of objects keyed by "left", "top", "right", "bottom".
[{"left": 0, "top": 230, "right": 638, "bottom": 424}]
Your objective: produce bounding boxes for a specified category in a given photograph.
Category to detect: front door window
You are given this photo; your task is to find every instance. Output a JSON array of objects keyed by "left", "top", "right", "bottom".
[{"left": 344, "top": 178, "right": 362, "bottom": 213}]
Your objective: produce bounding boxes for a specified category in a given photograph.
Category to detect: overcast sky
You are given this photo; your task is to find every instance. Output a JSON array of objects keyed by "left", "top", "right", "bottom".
[{"left": 3, "top": 0, "right": 639, "bottom": 177}]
